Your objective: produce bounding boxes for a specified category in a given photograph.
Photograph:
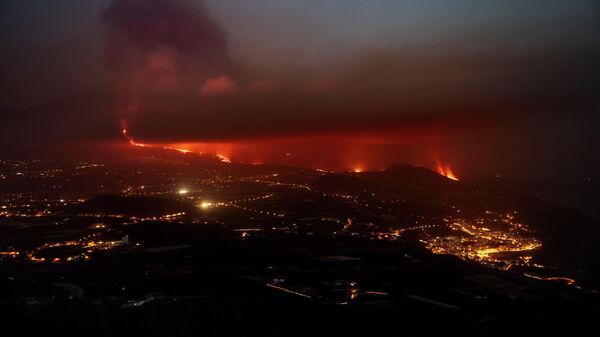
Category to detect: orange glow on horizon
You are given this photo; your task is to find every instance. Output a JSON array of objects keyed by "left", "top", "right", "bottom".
[{"left": 122, "top": 128, "right": 461, "bottom": 177}]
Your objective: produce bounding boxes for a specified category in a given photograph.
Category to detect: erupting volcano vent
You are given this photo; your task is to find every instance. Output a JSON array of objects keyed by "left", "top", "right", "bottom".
[{"left": 436, "top": 163, "right": 459, "bottom": 181}]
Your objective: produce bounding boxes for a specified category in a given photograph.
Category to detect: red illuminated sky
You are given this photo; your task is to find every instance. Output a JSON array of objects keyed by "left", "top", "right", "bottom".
[{"left": 1, "top": 0, "right": 599, "bottom": 179}]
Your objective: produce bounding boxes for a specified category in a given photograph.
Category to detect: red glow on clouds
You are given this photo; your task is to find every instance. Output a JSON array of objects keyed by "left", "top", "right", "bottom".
[
  {"left": 141, "top": 50, "right": 178, "bottom": 90},
  {"left": 199, "top": 75, "right": 237, "bottom": 95}
]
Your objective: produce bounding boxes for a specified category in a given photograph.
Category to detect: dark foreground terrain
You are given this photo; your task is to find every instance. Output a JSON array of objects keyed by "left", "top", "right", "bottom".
[
  {"left": 2, "top": 228, "right": 599, "bottom": 337},
  {"left": 1, "top": 156, "right": 599, "bottom": 336}
]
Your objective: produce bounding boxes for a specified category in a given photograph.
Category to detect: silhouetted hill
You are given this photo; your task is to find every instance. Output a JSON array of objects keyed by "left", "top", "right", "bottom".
[
  {"left": 312, "top": 165, "right": 455, "bottom": 193},
  {"left": 312, "top": 173, "right": 373, "bottom": 192}
]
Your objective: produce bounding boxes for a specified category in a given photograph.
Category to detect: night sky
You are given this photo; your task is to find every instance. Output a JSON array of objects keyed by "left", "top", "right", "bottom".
[{"left": 1, "top": 1, "right": 599, "bottom": 185}]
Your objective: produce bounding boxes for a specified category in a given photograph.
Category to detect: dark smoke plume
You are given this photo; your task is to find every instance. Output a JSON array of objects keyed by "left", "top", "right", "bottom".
[{"left": 101, "top": 0, "right": 234, "bottom": 95}]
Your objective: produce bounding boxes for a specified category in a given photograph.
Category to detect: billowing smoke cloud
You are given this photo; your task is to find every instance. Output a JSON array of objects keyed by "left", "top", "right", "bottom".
[{"left": 101, "top": 0, "right": 235, "bottom": 116}]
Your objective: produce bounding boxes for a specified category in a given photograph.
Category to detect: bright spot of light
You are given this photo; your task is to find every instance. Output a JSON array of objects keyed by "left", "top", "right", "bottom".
[
  {"left": 200, "top": 201, "right": 213, "bottom": 209},
  {"left": 178, "top": 189, "right": 189, "bottom": 195}
]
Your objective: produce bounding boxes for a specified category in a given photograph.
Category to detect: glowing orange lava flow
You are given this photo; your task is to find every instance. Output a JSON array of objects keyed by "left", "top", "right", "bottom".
[
  {"left": 436, "top": 163, "right": 459, "bottom": 181},
  {"left": 122, "top": 129, "right": 149, "bottom": 148},
  {"left": 121, "top": 129, "right": 231, "bottom": 162}
]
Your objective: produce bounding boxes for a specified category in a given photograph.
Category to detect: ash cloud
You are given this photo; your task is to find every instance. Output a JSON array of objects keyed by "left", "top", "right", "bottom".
[{"left": 101, "top": 0, "right": 235, "bottom": 98}]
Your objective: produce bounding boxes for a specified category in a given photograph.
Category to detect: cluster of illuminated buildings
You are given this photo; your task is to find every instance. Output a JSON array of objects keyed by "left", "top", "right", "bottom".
[
  {"left": 421, "top": 212, "right": 542, "bottom": 269},
  {"left": 1, "top": 221, "right": 133, "bottom": 263}
]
